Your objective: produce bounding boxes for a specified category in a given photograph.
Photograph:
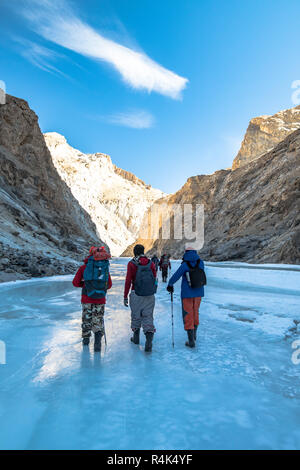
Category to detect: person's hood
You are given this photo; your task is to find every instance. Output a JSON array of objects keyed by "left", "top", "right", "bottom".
[
  {"left": 183, "top": 250, "right": 199, "bottom": 263},
  {"left": 133, "top": 255, "right": 151, "bottom": 266}
]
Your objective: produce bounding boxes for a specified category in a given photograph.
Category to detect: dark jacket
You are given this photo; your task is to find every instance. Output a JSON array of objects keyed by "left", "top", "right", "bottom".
[
  {"left": 168, "top": 250, "right": 205, "bottom": 299},
  {"left": 159, "top": 255, "right": 171, "bottom": 271},
  {"left": 151, "top": 256, "right": 159, "bottom": 270}
]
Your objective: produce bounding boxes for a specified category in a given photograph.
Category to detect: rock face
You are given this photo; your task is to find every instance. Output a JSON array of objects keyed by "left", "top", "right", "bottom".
[
  {"left": 124, "top": 129, "right": 300, "bottom": 264},
  {"left": 44, "top": 132, "right": 164, "bottom": 256},
  {"left": 232, "top": 105, "right": 300, "bottom": 169},
  {"left": 0, "top": 94, "right": 105, "bottom": 281},
  {"left": 2, "top": 92, "right": 298, "bottom": 278}
]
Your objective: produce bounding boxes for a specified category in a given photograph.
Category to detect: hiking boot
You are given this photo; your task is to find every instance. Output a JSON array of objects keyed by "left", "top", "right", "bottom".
[
  {"left": 194, "top": 325, "right": 198, "bottom": 341},
  {"left": 131, "top": 328, "right": 140, "bottom": 345},
  {"left": 185, "top": 330, "right": 195, "bottom": 348},
  {"left": 82, "top": 337, "right": 90, "bottom": 346},
  {"left": 94, "top": 331, "right": 103, "bottom": 352},
  {"left": 145, "top": 332, "right": 154, "bottom": 352}
]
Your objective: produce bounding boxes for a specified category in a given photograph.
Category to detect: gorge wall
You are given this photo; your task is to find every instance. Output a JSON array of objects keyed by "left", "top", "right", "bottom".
[
  {"left": 0, "top": 93, "right": 164, "bottom": 280},
  {"left": 0, "top": 95, "right": 105, "bottom": 281},
  {"left": 1, "top": 94, "right": 299, "bottom": 281},
  {"left": 124, "top": 109, "right": 300, "bottom": 264}
]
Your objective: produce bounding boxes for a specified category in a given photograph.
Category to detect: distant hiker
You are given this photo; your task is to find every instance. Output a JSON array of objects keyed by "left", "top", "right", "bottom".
[
  {"left": 159, "top": 254, "right": 171, "bottom": 282},
  {"left": 72, "top": 246, "right": 112, "bottom": 352},
  {"left": 167, "top": 247, "right": 206, "bottom": 348},
  {"left": 124, "top": 244, "right": 157, "bottom": 352},
  {"left": 151, "top": 254, "right": 159, "bottom": 271}
]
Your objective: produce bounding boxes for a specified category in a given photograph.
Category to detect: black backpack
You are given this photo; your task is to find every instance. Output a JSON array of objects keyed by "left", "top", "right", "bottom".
[
  {"left": 132, "top": 259, "right": 157, "bottom": 296},
  {"left": 186, "top": 259, "right": 207, "bottom": 288}
]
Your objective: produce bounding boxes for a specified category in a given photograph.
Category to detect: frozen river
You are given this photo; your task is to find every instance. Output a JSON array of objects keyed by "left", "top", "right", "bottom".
[{"left": 0, "top": 258, "right": 299, "bottom": 449}]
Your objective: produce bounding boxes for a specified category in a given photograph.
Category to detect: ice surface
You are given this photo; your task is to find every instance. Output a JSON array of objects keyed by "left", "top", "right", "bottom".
[{"left": 0, "top": 259, "right": 299, "bottom": 450}]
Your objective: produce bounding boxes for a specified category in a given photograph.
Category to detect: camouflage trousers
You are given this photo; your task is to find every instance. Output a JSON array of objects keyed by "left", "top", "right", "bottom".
[{"left": 82, "top": 303, "right": 105, "bottom": 338}]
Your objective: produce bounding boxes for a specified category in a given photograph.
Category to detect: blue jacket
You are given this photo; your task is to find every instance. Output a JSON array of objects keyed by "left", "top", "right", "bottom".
[{"left": 168, "top": 250, "right": 205, "bottom": 299}]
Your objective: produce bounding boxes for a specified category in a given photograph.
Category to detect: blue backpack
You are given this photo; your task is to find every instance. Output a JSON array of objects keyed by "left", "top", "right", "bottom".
[
  {"left": 83, "top": 257, "right": 110, "bottom": 299},
  {"left": 132, "top": 258, "right": 157, "bottom": 296}
]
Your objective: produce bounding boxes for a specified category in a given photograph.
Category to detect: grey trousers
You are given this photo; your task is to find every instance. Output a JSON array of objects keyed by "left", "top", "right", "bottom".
[{"left": 129, "top": 291, "right": 155, "bottom": 334}]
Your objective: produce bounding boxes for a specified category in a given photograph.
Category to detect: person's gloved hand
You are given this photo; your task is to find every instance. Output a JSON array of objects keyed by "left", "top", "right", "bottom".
[
  {"left": 124, "top": 297, "right": 129, "bottom": 307},
  {"left": 167, "top": 285, "right": 174, "bottom": 293}
]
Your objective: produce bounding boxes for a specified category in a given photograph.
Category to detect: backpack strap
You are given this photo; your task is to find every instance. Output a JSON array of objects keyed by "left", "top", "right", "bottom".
[{"left": 131, "top": 257, "right": 151, "bottom": 267}]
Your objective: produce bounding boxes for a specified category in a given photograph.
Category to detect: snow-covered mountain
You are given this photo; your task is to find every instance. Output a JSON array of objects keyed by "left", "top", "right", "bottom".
[
  {"left": 232, "top": 105, "right": 300, "bottom": 169},
  {"left": 44, "top": 132, "right": 165, "bottom": 256}
]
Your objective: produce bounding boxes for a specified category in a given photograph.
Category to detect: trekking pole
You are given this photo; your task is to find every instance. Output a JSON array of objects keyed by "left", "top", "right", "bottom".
[
  {"left": 171, "top": 292, "right": 174, "bottom": 348},
  {"left": 103, "top": 322, "right": 107, "bottom": 350}
]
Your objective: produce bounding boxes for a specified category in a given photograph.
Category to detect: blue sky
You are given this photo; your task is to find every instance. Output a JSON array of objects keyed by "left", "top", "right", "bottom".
[{"left": 0, "top": 0, "right": 299, "bottom": 193}]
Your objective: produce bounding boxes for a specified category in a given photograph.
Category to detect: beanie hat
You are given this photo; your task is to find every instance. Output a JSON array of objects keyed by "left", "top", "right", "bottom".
[
  {"left": 90, "top": 246, "right": 111, "bottom": 260},
  {"left": 185, "top": 245, "right": 194, "bottom": 251}
]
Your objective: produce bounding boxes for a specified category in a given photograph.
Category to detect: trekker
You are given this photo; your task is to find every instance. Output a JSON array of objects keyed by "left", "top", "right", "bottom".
[
  {"left": 151, "top": 254, "right": 159, "bottom": 271},
  {"left": 72, "top": 246, "right": 112, "bottom": 352},
  {"left": 167, "top": 247, "right": 206, "bottom": 348},
  {"left": 159, "top": 253, "right": 171, "bottom": 282},
  {"left": 124, "top": 244, "right": 157, "bottom": 352}
]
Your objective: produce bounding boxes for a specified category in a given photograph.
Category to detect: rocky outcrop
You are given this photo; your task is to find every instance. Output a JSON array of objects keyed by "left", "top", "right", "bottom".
[
  {"left": 113, "top": 166, "right": 152, "bottom": 189},
  {"left": 124, "top": 129, "right": 300, "bottom": 264},
  {"left": 44, "top": 132, "right": 164, "bottom": 256},
  {"left": 0, "top": 94, "right": 105, "bottom": 281},
  {"left": 232, "top": 105, "right": 300, "bottom": 169}
]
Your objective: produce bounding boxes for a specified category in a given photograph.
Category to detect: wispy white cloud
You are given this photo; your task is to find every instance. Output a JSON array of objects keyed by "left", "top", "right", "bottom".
[
  {"left": 14, "top": 37, "right": 68, "bottom": 77},
  {"left": 108, "top": 110, "right": 155, "bottom": 129},
  {"left": 18, "top": 0, "right": 188, "bottom": 99}
]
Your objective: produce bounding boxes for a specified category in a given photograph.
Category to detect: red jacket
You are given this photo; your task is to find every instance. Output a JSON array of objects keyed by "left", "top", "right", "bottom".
[
  {"left": 124, "top": 256, "right": 156, "bottom": 298},
  {"left": 72, "top": 257, "right": 112, "bottom": 304}
]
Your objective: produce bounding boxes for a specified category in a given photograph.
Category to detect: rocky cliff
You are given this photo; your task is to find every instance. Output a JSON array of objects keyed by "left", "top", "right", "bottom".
[
  {"left": 44, "top": 132, "right": 164, "bottom": 256},
  {"left": 232, "top": 105, "right": 300, "bottom": 169},
  {"left": 0, "top": 94, "right": 105, "bottom": 281},
  {"left": 2, "top": 93, "right": 298, "bottom": 278},
  {"left": 124, "top": 129, "right": 300, "bottom": 264}
]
